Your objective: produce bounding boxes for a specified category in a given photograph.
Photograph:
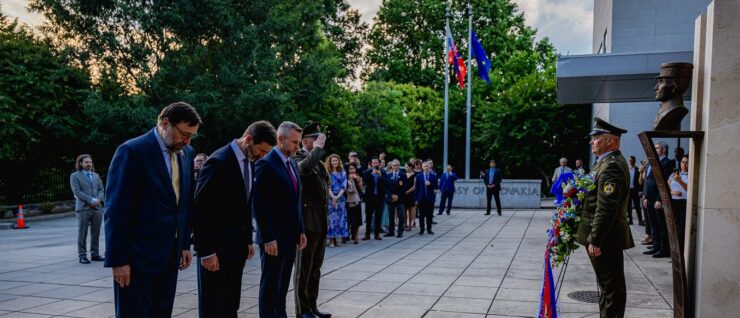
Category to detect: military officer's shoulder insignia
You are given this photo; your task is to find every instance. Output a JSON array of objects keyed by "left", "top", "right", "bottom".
[{"left": 603, "top": 182, "right": 615, "bottom": 195}]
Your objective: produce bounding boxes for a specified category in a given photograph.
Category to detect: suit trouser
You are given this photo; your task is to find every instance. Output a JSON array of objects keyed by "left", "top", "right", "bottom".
[
  {"left": 418, "top": 201, "right": 434, "bottom": 233},
  {"left": 197, "top": 256, "right": 247, "bottom": 318},
  {"left": 77, "top": 209, "right": 102, "bottom": 257},
  {"left": 627, "top": 189, "right": 642, "bottom": 224},
  {"left": 114, "top": 245, "right": 179, "bottom": 318},
  {"left": 387, "top": 202, "right": 405, "bottom": 235},
  {"left": 439, "top": 191, "right": 454, "bottom": 215},
  {"left": 294, "top": 232, "right": 326, "bottom": 315},
  {"left": 486, "top": 189, "right": 502, "bottom": 214},
  {"left": 645, "top": 198, "right": 668, "bottom": 253},
  {"left": 671, "top": 199, "right": 687, "bottom": 252},
  {"left": 364, "top": 198, "right": 384, "bottom": 237},
  {"left": 259, "top": 244, "right": 296, "bottom": 318},
  {"left": 589, "top": 248, "right": 627, "bottom": 318}
]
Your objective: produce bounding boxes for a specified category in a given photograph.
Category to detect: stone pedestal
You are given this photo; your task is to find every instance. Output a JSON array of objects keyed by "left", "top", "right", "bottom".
[
  {"left": 690, "top": 1, "right": 740, "bottom": 317},
  {"left": 437, "top": 179, "right": 541, "bottom": 209}
]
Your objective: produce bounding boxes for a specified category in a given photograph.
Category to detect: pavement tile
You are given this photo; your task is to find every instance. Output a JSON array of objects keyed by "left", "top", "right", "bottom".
[
  {"left": 22, "top": 299, "right": 98, "bottom": 315},
  {"left": 432, "top": 296, "right": 492, "bottom": 314},
  {"left": 0, "top": 296, "right": 59, "bottom": 311},
  {"left": 64, "top": 302, "right": 115, "bottom": 318}
]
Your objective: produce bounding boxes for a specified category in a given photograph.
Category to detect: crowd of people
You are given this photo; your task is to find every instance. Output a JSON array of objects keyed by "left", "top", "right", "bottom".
[{"left": 68, "top": 102, "right": 508, "bottom": 318}]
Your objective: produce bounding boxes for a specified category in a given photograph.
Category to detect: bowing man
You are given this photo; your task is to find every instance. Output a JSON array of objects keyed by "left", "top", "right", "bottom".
[
  {"left": 253, "top": 121, "right": 308, "bottom": 318},
  {"left": 193, "top": 121, "right": 276, "bottom": 317}
]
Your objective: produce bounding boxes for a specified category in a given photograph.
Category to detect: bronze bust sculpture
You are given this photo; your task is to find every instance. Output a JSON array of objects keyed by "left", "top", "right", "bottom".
[{"left": 653, "top": 62, "right": 693, "bottom": 130}]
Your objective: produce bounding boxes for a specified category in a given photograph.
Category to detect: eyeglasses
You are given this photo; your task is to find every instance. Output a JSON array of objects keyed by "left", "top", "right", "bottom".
[{"left": 172, "top": 124, "right": 198, "bottom": 140}]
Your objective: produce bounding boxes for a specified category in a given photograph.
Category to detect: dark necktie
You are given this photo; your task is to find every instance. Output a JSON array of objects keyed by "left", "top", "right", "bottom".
[
  {"left": 424, "top": 173, "right": 429, "bottom": 195},
  {"left": 285, "top": 160, "right": 298, "bottom": 193},
  {"left": 243, "top": 158, "right": 251, "bottom": 200}
]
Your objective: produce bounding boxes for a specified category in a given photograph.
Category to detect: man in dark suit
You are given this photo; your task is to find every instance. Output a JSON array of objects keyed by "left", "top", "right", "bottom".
[
  {"left": 415, "top": 160, "right": 438, "bottom": 235},
  {"left": 104, "top": 102, "right": 201, "bottom": 317},
  {"left": 576, "top": 117, "right": 634, "bottom": 318},
  {"left": 438, "top": 165, "right": 459, "bottom": 216},
  {"left": 627, "top": 156, "right": 644, "bottom": 225},
  {"left": 482, "top": 159, "right": 503, "bottom": 215},
  {"left": 253, "top": 121, "right": 308, "bottom": 318},
  {"left": 385, "top": 159, "right": 407, "bottom": 238},
  {"left": 193, "top": 121, "right": 276, "bottom": 317},
  {"left": 293, "top": 122, "right": 331, "bottom": 318},
  {"left": 363, "top": 157, "right": 387, "bottom": 240},
  {"left": 70, "top": 154, "right": 105, "bottom": 264},
  {"left": 642, "top": 141, "right": 673, "bottom": 258}
]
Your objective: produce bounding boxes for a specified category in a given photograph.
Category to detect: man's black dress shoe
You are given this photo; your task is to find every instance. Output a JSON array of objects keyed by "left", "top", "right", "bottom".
[
  {"left": 427, "top": 231, "right": 435, "bottom": 235},
  {"left": 384, "top": 233, "right": 395, "bottom": 237},
  {"left": 419, "top": 231, "right": 424, "bottom": 235},
  {"left": 297, "top": 313, "right": 316, "bottom": 318},
  {"left": 79, "top": 257, "right": 91, "bottom": 264},
  {"left": 91, "top": 255, "right": 105, "bottom": 261},
  {"left": 312, "top": 308, "right": 332, "bottom": 318},
  {"left": 643, "top": 249, "right": 658, "bottom": 255},
  {"left": 396, "top": 233, "right": 403, "bottom": 238}
]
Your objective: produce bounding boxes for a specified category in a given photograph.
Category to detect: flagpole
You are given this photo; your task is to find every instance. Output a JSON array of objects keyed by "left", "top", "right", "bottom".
[
  {"left": 465, "top": 4, "right": 472, "bottom": 179},
  {"left": 443, "top": 7, "right": 450, "bottom": 171}
]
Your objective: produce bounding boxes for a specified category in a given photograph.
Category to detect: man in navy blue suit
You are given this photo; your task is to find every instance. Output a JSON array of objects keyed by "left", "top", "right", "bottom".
[
  {"left": 415, "top": 160, "right": 438, "bottom": 235},
  {"left": 104, "top": 102, "right": 201, "bottom": 317},
  {"left": 252, "top": 121, "right": 308, "bottom": 318},
  {"left": 363, "top": 157, "right": 388, "bottom": 240},
  {"left": 193, "top": 121, "right": 277, "bottom": 317},
  {"left": 385, "top": 159, "right": 407, "bottom": 238},
  {"left": 482, "top": 159, "right": 503, "bottom": 216},
  {"left": 438, "top": 165, "right": 459, "bottom": 216}
]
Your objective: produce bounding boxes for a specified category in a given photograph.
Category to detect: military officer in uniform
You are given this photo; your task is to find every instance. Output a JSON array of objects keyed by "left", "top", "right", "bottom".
[
  {"left": 576, "top": 117, "right": 634, "bottom": 318},
  {"left": 293, "top": 122, "right": 332, "bottom": 318}
]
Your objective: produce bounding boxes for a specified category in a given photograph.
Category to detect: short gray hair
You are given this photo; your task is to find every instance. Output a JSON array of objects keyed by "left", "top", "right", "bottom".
[
  {"left": 657, "top": 141, "right": 669, "bottom": 151},
  {"left": 560, "top": 157, "right": 568, "bottom": 163},
  {"left": 277, "top": 121, "right": 302, "bottom": 137}
]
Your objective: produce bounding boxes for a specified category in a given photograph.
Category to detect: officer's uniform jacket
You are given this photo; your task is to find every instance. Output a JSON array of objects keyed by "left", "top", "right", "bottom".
[
  {"left": 294, "top": 147, "right": 329, "bottom": 235},
  {"left": 577, "top": 150, "right": 634, "bottom": 250}
]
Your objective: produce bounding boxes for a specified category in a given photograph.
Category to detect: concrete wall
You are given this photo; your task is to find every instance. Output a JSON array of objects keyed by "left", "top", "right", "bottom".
[
  {"left": 593, "top": 0, "right": 613, "bottom": 53},
  {"left": 611, "top": 0, "right": 712, "bottom": 54},
  {"left": 692, "top": 1, "right": 740, "bottom": 316},
  {"left": 437, "top": 179, "right": 541, "bottom": 209}
]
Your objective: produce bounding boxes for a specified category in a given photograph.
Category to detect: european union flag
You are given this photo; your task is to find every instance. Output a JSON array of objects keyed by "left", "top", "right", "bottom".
[{"left": 471, "top": 30, "right": 491, "bottom": 84}]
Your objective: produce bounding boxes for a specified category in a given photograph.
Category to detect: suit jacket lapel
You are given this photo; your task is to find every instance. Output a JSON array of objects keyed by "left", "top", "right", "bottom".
[
  {"left": 146, "top": 130, "right": 177, "bottom": 204},
  {"left": 268, "top": 151, "right": 297, "bottom": 197}
]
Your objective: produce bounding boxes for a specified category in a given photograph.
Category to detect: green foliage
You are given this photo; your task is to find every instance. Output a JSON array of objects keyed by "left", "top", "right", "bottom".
[{"left": 350, "top": 82, "right": 414, "bottom": 160}]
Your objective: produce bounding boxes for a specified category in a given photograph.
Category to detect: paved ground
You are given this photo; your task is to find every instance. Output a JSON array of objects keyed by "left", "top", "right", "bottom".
[{"left": 0, "top": 209, "right": 673, "bottom": 317}]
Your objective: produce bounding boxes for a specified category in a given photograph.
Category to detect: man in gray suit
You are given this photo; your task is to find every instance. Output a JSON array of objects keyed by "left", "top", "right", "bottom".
[{"left": 70, "top": 154, "right": 106, "bottom": 264}]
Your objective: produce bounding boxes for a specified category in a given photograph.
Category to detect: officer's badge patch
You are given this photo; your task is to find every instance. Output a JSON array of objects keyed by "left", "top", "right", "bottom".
[{"left": 603, "top": 183, "right": 615, "bottom": 195}]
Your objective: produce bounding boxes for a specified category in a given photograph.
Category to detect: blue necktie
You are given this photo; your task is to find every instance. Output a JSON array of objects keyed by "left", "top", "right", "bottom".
[
  {"left": 373, "top": 173, "right": 378, "bottom": 195},
  {"left": 489, "top": 169, "right": 494, "bottom": 184}
]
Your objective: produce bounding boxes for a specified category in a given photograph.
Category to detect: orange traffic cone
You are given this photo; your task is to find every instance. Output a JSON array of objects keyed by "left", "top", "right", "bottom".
[{"left": 13, "top": 205, "right": 28, "bottom": 229}]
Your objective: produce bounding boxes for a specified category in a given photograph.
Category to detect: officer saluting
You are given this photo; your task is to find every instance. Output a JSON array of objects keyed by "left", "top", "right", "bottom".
[{"left": 576, "top": 117, "right": 634, "bottom": 318}]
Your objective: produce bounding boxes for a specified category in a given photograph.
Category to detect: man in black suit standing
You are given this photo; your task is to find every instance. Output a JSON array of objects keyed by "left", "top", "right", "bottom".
[
  {"left": 253, "top": 121, "right": 308, "bottom": 318},
  {"left": 642, "top": 141, "right": 673, "bottom": 258},
  {"left": 193, "top": 121, "right": 277, "bottom": 317},
  {"left": 363, "top": 158, "right": 387, "bottom": 240},
  {"left": 482, "top": 159, "right": 503, "bottom": 215}
]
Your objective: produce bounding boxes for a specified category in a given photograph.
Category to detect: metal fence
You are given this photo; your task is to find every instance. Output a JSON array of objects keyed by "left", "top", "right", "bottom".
[{"left": 0, "top": 162, "right": 108, "bottom": 206}]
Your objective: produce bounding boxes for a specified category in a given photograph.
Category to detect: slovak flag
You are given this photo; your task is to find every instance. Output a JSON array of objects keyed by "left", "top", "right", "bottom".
[
  {"left": 537, "top": 244, "right": 558, "bottom": 317},
  {"left": 446, "top": 26, "right": 467, "bottom": 89}
]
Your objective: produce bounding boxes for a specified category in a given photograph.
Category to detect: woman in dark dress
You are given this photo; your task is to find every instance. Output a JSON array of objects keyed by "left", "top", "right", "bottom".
[{"left": 404, "top": 159, "right": 422, "bottom": 231}]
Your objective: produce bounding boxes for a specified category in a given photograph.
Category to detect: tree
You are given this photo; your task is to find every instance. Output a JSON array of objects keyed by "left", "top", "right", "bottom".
[
  {"left": 0, "top": 11, "right": 92, "bottom": 204},
  {"left": 351, "top": 82, "right": 415, "bottom": 160},
  {"left": 30, "top": 0, "right": 352, "bottom": 155}
]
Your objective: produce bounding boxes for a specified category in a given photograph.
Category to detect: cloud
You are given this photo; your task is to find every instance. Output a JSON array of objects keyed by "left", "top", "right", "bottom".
[
  {"left": 514, "top": 0, "right": 593, "bottom": 54},
  {"left": 1, "top": 0, "right": 44, "bottom": 25}
]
